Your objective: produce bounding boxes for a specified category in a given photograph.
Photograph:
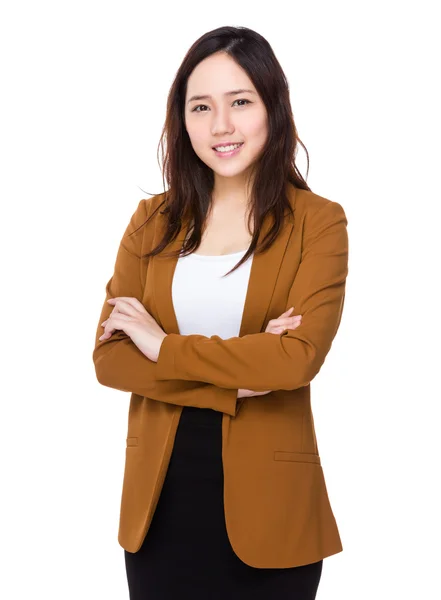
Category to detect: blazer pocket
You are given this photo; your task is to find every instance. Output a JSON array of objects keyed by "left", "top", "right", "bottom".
[
  {"left": 274, "top": 450, "right": 321, "bottom": 465},
  {"left": 126, "top": 437, "right": 139, "bottom": 447}
]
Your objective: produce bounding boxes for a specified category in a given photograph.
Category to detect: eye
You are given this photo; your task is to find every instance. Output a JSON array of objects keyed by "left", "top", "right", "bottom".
[
  {"left": 192, "top": 104, "right": 208, "bottom": 113},
  {"left": 233, "top": 99, "right": 251, "bottom": 107},
  {"left": 191, "top": 99, "right": 251, "bottom": 112}
]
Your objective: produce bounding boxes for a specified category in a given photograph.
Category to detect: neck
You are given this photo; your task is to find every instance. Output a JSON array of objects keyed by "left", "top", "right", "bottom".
[{"left": 211, "top": 169, "right": 254, "bottom": 211}]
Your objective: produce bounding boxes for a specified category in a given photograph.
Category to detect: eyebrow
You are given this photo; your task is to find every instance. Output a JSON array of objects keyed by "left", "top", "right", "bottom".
[{"left": 186, "top": 88, "right": 257, "bottom": 104}]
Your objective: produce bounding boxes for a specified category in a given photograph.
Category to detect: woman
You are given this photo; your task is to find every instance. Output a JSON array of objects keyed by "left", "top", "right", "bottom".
[{"left": 93, "top": 25, "right": 349, "bottom": 600}]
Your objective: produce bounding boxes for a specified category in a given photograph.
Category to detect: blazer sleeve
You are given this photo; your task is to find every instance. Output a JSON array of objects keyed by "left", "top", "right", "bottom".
[
  {"left": 92, "top": 198, "right": 238, "bottom": 417},
  {"left": 155, "top": 200, "right": 349, "bottom": 391}
]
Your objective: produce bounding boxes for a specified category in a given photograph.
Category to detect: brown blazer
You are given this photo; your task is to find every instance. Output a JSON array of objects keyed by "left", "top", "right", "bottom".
[{"left": 92, "top": 182, "right": 349, "bottom": 568}]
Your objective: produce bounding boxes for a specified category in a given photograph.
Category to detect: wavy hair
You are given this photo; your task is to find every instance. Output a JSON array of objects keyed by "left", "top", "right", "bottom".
[{"left": 136, "top": 25, "right": 311, "bottom": 276}]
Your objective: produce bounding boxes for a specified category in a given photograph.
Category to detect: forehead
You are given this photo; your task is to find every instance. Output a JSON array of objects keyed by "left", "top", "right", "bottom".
[{"left": 186, "top": 53, "right": 256, "bottom": 98}]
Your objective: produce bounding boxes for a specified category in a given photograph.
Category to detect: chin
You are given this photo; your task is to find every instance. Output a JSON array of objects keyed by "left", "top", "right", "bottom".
[
  {"left": 194, "top": 145, "right": 256, "bottom": 178},
  {"left": 214, "top": 168, "right": 249, "bottom": 179},
  {"left": 207, "top": 157, "right": 254, "bottom": 177}
]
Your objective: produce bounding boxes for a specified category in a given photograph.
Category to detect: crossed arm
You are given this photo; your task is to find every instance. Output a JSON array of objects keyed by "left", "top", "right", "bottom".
[
  {"left": 92, "top": 199, "right": 348, "bottom": 417},
  {"left": 92, "top": 199, "right": 240, "bottom": 417},
  {"left": 155, "top": 200, "right": 348, "bottom": 390}
]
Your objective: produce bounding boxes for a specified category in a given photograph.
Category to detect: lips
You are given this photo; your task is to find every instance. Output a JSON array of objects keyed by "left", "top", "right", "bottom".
[{"left": 212, "top": 142, "right": 244, "bottom": 149}]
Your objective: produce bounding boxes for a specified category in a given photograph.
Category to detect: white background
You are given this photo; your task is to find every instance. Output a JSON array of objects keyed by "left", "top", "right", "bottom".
[{"left": 1, "top": 1, "right": 440, "bottom": 598}]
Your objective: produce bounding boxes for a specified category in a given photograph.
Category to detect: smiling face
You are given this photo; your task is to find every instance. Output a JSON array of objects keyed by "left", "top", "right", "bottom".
[{"left": 184, "top": 52, "right": 268, "bottom": 183}]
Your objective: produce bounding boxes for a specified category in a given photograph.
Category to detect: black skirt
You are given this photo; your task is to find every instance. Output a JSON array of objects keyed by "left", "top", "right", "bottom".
[{"left": 124, "top": 406, "right": 323, "bottom": 600}]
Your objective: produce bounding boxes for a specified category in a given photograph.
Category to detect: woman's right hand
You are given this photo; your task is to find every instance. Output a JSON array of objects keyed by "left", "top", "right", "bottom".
[{"left": 237, "top": 307, "right": 302, "bottom": 398}]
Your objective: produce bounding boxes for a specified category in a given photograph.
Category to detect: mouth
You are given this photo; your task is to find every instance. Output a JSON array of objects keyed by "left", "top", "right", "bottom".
[{"left": 212, "top": 142, "right": 244, "bottom": 157}]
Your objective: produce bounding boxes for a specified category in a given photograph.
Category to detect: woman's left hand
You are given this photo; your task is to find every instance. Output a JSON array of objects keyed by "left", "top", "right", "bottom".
[{"left": 99, "top": 297, "right": 167, "bottom": 363}]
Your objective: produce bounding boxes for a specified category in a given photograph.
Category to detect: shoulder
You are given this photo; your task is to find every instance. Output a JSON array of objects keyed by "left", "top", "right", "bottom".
[
  {"left": 292, "top": 186, "right": 347, "bottom": 222},
  {"left": 287, "top": 186, "right": 348, "bottom": 250},
  {"left": 124, "top": 192, "right": 168, "bottom": 237},
  {"left": 120, "top": 191, "right": 168, "bottom": 256}
]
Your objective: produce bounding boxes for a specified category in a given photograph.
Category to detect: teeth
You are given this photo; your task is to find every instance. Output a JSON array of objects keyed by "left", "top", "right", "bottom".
[{"left": 214, "top": 143, "right": 242, "bottom": 152}]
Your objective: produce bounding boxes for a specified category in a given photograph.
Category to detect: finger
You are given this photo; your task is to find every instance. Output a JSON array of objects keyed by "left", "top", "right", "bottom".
[
  {"left": 107, "top": 298, "right": 143, "bottom": 319},
  {"left": 107, "top": 297, "right": 148, "bottom": 314},
  {"left": 278, "top": 307, "right": 294, "bottom": 318},
  {"left": 272, "top": 316, "right": 302, "bottom": 327},
  {"left": 99, "top": 313, "right": 134, "bottom": 340},
  {"left": 104, "top": 313, "right": 134, "bottom": 326},
  {"left": 270, "top": 319, "right": 301, "bottom": 333}
]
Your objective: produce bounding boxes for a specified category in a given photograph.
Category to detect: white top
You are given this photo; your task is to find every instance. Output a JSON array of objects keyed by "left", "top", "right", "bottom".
[{"left": 172, "top": 249, "right": 254, "bottom": 339}]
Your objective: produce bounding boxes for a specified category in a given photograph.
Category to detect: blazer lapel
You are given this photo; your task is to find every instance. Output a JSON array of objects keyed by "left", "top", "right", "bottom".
[{"left": 151, "top": 185, "right": 296, "bottom": 337}]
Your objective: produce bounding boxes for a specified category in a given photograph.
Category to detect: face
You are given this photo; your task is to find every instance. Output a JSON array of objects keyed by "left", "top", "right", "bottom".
[{"left": 184, "top": 52, "right": 268, "bottom": 182}]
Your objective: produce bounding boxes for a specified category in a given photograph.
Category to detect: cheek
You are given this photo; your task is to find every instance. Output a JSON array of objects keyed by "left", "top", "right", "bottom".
[
  {"left": 186, "top": 119, "right": 206, "bottom": 148},
  {"left": 245, "top": 127, "right": 267, "bottom": 157},
  {"left": 242, "top": 112, "right": 267, "bottom": 144}
]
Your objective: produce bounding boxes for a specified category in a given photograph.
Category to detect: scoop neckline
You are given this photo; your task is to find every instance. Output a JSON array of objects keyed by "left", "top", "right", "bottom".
[{"left": 185, "top": 248, "right": 249, "bottom": 261}]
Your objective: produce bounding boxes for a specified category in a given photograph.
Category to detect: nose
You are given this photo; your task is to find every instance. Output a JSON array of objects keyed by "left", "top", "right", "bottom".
[{"left": 211, "top": 106, "right": 234, "bottom": 136}]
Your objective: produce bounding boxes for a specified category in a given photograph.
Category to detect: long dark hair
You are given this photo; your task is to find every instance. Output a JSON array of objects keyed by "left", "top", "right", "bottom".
[{"left": 135, "top": 25, "right": 311, "bottom": 276}]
